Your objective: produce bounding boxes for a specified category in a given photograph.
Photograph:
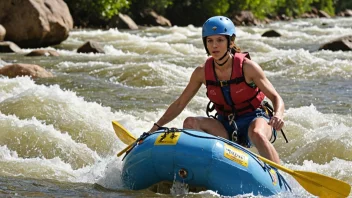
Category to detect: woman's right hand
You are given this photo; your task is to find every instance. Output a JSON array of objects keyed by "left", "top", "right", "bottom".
[{"left": 148, "top": 123, "right": 160, "bottom": 133}]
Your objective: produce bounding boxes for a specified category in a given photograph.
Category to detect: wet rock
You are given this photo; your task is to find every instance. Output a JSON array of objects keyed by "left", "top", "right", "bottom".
[
  {"left": 0, "top": 41, "right": 21, "bottom": 53},
  {"left": 26, "top": 49, "right": 59, "bottom": 56},
  {"left": 319, "top": 35, "right": 352, "bottom": 51},
  {"left": 77, "top": 41, "right": 105, "bottom": 54},
  {"left": 0, "top": 63, "right": 53, "bottom": 78},
  {"left": 262, "top": 30, "right": 281, "bottom": 37}
]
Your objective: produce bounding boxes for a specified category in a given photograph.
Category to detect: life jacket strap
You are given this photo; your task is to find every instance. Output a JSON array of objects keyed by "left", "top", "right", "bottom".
[{"left": 206, "top": 77, "right": 245, "bottom": 87}]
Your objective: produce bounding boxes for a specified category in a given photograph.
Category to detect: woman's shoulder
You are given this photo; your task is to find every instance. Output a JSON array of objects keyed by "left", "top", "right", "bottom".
[
  {"left": 195, "top": 63, "right": 206, "bottom": 70},
  {"left": 190, "top": 63, "right": 206, "bottom": 83},
  {"left": 243, "top": 58, "right": 265, "bottom": 79},
  {"left": 192, "top": 64, "right": 204, "bottom": 77},
  {"left": 243, "top": 58, "right": 260, "bottom": 70}
]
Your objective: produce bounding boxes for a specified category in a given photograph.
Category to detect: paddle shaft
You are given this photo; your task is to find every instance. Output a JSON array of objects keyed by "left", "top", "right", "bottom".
[
  {"left": 117, "top": 143, "right": 134, "bottom": 157},
  {"left": 257, "top": 155, "right": 320, "bottom": 186}
]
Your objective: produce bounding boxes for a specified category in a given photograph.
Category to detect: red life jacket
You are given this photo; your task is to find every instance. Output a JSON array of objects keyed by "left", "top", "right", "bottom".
[{"left": 205, "top": 52, "right": 265, "bottom": 116}]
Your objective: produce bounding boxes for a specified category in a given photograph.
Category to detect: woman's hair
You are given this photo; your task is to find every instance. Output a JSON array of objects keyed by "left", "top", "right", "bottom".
[{"left": 230, "top": 35, "right": 241, "bottom": 53}]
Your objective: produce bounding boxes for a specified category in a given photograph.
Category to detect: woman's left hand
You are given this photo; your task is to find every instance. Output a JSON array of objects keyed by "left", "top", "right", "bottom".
[{"left": 269, "top": 113, "right": 284, "bottom": 131}]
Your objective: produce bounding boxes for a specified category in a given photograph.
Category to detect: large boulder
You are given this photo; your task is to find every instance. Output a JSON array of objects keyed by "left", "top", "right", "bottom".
[
  {"left": 118, "top": 13, "right": 138, "bottom": 30},
  {"left": 0, "top": 0, "right": 73, "bottom": 48},
  {"left": 138, "top": 9, "right": 171, "bottom": 27},
  {"left": 345, "top": 9, "right": 352, "bottom": 17},
  {"left": 231, "top": 11, "right": 259, "bottom": 26}
]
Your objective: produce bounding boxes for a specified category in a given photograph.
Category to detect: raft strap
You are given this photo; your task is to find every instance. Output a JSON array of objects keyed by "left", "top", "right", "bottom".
[
  {"left": 159, "top": 127, "right": 182, "bottom": 142},
  {"left": 122, "top": 132, "right": 150, "bottom": 161}
]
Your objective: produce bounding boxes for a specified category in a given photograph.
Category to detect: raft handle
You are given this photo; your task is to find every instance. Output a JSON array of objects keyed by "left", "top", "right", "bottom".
[{"left": 178, "top": 168, "right": 188, "bottom": 179}]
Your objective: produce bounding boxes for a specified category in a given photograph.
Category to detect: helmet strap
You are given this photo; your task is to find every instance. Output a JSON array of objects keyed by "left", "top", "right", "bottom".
[
  {"left": 215, "top": 52, "right": 230, "bottom": 67},
  {"left": 218, "top": 50, "right": 228, "bottom": 61},
  {"left": 215, "top": 48, "right": 231, "bottom": 66}
]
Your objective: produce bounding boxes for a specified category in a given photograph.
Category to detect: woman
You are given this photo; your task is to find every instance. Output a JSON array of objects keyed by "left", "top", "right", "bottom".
[{"left": 148, "top": 16, "right": 285, "bottom": 164}]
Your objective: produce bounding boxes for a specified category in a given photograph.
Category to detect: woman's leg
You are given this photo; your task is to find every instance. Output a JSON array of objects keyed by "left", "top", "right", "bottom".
[
  {"left": 183, "top": 116, "right": 229, "bottom": 139},
  {"left": 248, "top": 118, "right": 280, "bottom": 164}
]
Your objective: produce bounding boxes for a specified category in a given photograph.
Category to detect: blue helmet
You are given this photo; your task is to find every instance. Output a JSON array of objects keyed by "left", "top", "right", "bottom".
[
  {"left": 202, "top": 16, "right": 236, "bottom": 55},
  {"left": 202, "top": 16, "right": 236, "bottom": 38}
]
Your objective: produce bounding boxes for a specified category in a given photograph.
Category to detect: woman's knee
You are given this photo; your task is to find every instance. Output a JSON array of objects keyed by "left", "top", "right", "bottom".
[
  {"left": 249, "top": 127, "right": 268, "bottom": 144},
  {"left": 183, "top": 117, "right": 199, "bottom": 129}
]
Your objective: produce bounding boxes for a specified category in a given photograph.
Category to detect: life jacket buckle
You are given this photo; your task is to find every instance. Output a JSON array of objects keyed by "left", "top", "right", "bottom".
[{"left": 219, "top": 80, "right": 228, "bottom": 87}]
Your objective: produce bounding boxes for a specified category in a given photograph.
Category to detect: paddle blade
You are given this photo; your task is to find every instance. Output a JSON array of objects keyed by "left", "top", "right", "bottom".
[
  {"left": 112, "top": 121, "right": 136, "bottom": 145},
  {"left": 293, "top": 170, "right": 351, "bottom": 198}
]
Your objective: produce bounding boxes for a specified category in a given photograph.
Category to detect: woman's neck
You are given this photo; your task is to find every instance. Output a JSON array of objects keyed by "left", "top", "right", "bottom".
[
  {"left": 214, "top": 53, "right": 232, "bottom": 70},
  {"left": 214, "top": 56, "right": 233, "bottom": 81}
]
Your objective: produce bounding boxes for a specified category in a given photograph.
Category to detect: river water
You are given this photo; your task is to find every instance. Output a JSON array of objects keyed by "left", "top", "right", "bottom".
[{"left": 0, "top": 17, "right": 351, "bottom": 197}]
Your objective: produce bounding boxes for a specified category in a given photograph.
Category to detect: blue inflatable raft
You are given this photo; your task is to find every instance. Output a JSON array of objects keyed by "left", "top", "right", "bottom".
[{"left": 121, "top": 129, "right": 291, "bottom": 196}]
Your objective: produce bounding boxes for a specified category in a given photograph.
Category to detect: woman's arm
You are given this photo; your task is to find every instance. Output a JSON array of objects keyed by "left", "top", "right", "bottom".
[{"left": 243, "top": 58, "right": 285, "bottom": 130}]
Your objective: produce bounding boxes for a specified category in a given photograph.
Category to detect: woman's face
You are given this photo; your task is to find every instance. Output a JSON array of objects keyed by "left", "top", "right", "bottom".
[{"left": 206, "top": 35, "right": 228, "bottom": 59}]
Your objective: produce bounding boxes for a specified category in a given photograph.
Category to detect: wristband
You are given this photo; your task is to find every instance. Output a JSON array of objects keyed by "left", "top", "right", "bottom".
[{"left": 154, "top": 123, "right": 161, "bottom": 128}]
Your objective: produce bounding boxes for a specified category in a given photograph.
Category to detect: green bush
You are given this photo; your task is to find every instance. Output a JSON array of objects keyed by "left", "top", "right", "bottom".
[{"left": 64, "top": 0, "right": 129, "bottom": 27}]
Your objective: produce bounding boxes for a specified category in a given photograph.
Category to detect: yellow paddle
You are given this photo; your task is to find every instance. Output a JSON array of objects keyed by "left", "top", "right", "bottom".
[
  {"left": 112, "top": 121, "right": 136, "bottom": 157},
  {"left": 112, "top": 120, "right": 351, "bottom": 197},
  {"left": 256, "top": 155, "right": 350, "bottom": 197},
  {"left": 112, "top": 121, "right": 136, "bottom": 145}
]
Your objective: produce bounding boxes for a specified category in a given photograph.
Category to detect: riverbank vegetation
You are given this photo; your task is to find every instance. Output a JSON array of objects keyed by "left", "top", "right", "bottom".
[{"left": 65, "top": 0, "right": 352, "bottom": 28}]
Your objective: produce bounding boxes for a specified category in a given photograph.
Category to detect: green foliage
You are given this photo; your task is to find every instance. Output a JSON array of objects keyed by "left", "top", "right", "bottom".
[
  {"left": 163, "top": 0, "right": 209, "bottom": 26},
  {"left": 129, "top": 0, "right": 173, "bottom": 15},
  {"left": 93, "top": 0, "right": 130, "bottom": 19},
  {"left": 312, "top": 0, "right": 335, "bottom": 16},
  {"left": 64, "top": 0, "right": 129, "bottom": 27},
  {"left": 227, "top": 0, "right": 336, "bottom": 18},
  {"left": 201, "top": 0, "right": 230, "bottom": 16},
  {"left": 236, "top": 0, "right": 277, "bottom": 19},
  {"left": 276, "top": 0, "right": 315, "bottom": 17}
]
